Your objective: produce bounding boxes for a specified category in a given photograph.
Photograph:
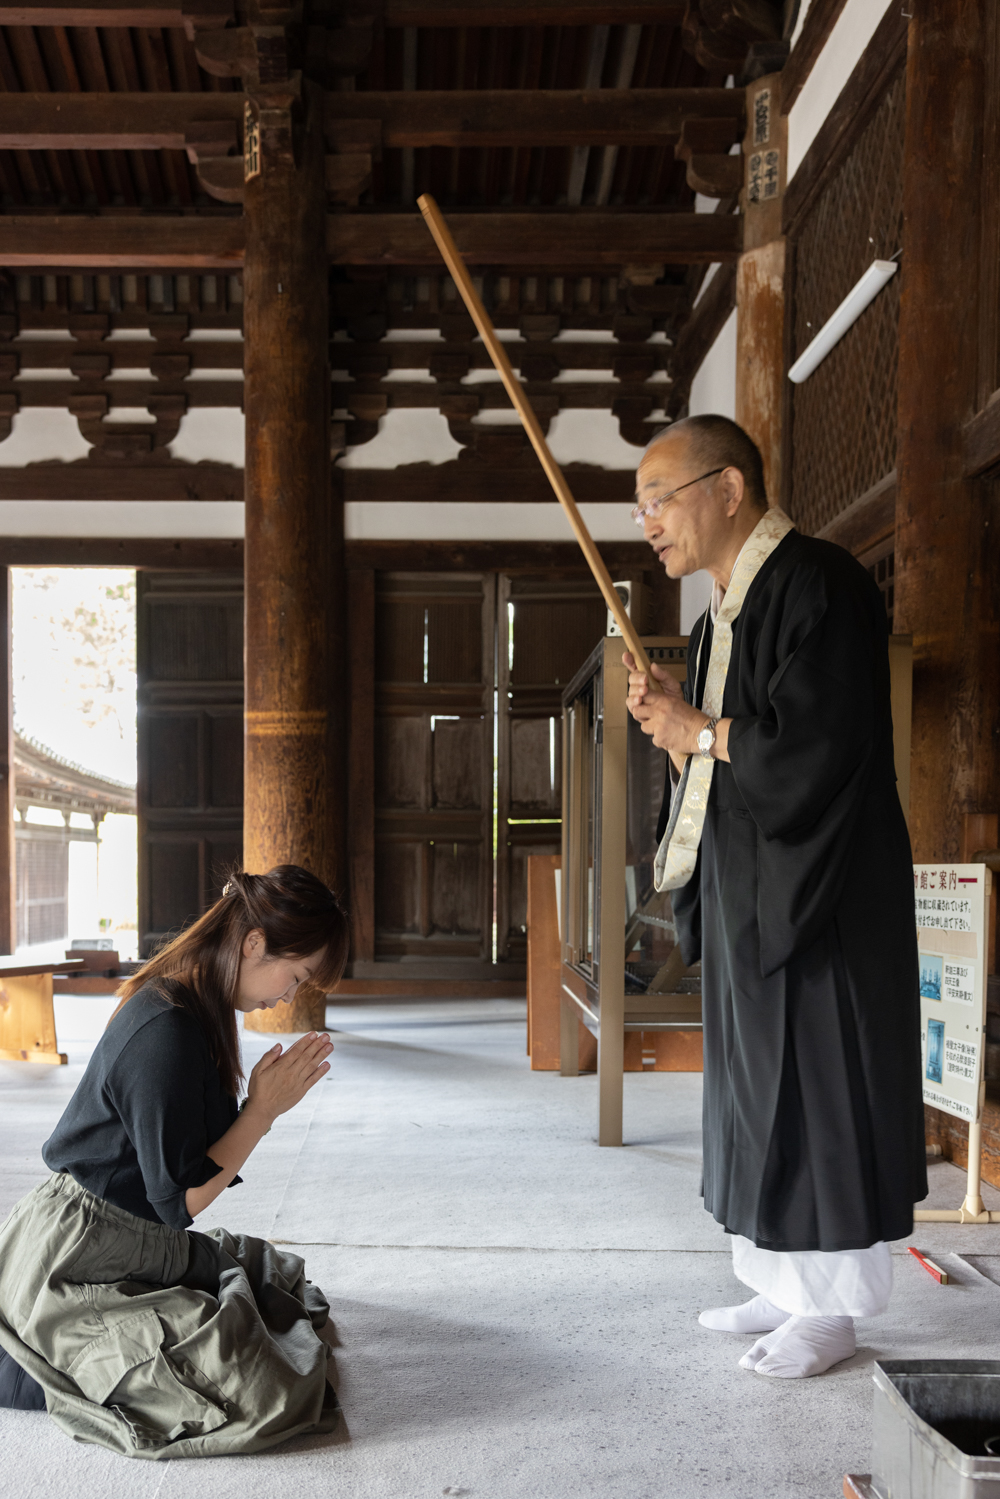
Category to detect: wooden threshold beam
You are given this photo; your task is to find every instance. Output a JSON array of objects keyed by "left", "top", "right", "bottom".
[
  {"left": 326, "top": 89, "right": 744, "bottom": 148},
  {"left": 0, "top": 212, "right": 739, "bottom": 269}
]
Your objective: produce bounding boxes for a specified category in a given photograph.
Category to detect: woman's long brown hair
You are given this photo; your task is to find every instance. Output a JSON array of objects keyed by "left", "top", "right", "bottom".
[{"left": 114, "top": 864, "right": 349, "bottom": 1097}]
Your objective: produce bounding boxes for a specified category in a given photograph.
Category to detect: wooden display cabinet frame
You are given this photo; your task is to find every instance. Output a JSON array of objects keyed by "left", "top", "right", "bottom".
[{"left": 559, "top": 635, "right": 694, "bottom": 1147}]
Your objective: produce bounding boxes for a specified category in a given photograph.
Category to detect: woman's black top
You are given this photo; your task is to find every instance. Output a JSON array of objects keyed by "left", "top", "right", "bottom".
[{"left": 42, "top": 984, "right": 240, "bottom": 1231}]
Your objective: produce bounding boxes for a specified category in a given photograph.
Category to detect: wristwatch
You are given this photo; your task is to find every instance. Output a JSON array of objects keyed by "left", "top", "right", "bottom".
[{"left": 697, "top": 717, "right": 719, "bottom": 759}]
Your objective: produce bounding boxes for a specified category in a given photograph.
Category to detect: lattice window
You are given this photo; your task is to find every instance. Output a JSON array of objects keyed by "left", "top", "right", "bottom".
[{"left": 789, "top": 68, "right": 906, "bottom": 536}]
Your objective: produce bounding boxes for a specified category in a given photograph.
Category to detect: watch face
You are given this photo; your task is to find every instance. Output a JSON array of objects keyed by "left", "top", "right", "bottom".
[{"left": 698, "top": 728, "right": 713, "bottom": 753}]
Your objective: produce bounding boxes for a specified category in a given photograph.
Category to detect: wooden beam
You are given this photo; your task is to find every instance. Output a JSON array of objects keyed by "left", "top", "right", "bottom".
[
  {"left": 384, "top": 0, "right": 684, "bottom": 21},
  {"left": 0, "top": 462, "right": 243, "bottom": 501},
  {"left": 2, "top": 381, "right": 241, "bottom": 406},
  {"left": 780, "top": 0, "right": 850, "bottom": 115},
  {"left": 0, "top": 89, "right": 746, "bottom": 154},
  {"left": 0, "top": 0, "right": 231, "bottom": 22},
  {"left": 345, "top": 539, "right": 651, "bottom": 571},
  {"left": 333, "top": 379, "right": 665, "bottom": 409},
  {"left": 327, "top": 89, "right": 742, "bottom": 149},
  {"left": 0, "top": 0, "right": 681, "bottom": 20},
  {"left": 0, "top": 210, "right": 737, "bottom": 270},
  {"left": 0, "top": 216, "right": 243, "bottom": 270},
  {"left": 0, "top": 92, "right": 244, "bottom": 152},
  {"left": 963, "top": 395, "right": 1000, "bottom": 477},
  {"left": 0, "top": 537, "right": 244, "bottom": 566},
  {"left": 342, "top": 462, "right": 634, "bottom": 504},
  {"left": 333, "top": 340, "right": 670, "bottom": 374},
  {"left": 330, "top": 212, "right": 741, "bottom": 267}
]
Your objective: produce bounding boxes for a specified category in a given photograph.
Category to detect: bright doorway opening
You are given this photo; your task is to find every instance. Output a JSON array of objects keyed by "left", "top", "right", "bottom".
[{"left": 11, "top": 569, "right": 137, "bottom": 961}]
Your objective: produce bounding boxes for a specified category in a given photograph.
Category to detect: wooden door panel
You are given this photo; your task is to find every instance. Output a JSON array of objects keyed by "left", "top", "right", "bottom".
[
  {"left": 427, "top": 598, "right": 483, "bottom": 683},
  {"left": 137, "top": 572, "right": 244, "bottom": 955},
  {"left": 148, "top": 600, "right": 242, "bottom": 681},
  {"left": 146, "top": 713, "right": 200, "bottom": 808},
  {"left": 372, "top": 573, "right": 493, "bottom": 967},
  {"left": 146, "top": 838, "right": 200, "bottom": 936},
  {"left": 208, "top": 711, "right": 244, "bottom": 808},
  {"left": 509, "top": 716, "right": 561, "bottom": 815},
  {"left": 432, "top": 716, "right": 484, "bottom": 810},
  {"left": 431, "top": 839, "right": 484, "bottom": 934},
  {"left": 375, "top": 716, "right": 430, "bottom": 809}
]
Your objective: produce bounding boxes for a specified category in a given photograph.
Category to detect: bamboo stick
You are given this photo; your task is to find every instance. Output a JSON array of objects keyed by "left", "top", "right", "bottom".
[{"left": 417, "top": 192, "right": 659, "bottom": 687}]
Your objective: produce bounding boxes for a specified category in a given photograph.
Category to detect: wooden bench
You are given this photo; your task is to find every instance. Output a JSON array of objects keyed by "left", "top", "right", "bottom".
[{"left": 0, "top": 959, "right": 87, "bottom": 1066}]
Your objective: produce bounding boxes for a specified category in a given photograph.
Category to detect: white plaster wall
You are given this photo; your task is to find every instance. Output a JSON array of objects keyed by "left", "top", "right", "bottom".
[
  {"left": 0, "top": 500, "right": 244, "bottom": 537},
  {"left": 787, "top": 0, "right": 896, "bottom": 181}
]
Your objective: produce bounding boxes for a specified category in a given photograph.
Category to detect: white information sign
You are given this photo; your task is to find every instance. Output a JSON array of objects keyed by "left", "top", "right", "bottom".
[{"left": 915, "top": 863, "right": 992, "bottom": 1123}]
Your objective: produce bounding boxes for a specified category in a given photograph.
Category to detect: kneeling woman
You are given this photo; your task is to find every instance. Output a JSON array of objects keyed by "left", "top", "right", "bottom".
[{"left": 0, "top": 864, "right": 348, "bottom": 1459}]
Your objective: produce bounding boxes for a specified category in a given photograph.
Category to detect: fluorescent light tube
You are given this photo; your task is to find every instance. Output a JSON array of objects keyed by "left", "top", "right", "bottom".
[{"left": 788, "top": 259, "right": 899, "bottom": 384}]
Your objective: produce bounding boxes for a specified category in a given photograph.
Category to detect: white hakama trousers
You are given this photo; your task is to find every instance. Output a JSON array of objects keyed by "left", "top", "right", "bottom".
[{"left": 731, "top": 1235, "right": 893, "bottom": 1317}]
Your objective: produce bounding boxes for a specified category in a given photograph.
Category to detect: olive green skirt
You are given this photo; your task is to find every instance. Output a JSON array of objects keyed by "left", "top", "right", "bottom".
[{"left": 0, "top": 1172, "right": 340, "bottom": 1459}]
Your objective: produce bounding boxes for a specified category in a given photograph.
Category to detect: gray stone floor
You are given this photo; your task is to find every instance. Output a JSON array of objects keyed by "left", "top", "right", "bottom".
[{"left": 1, "top": 996, "right": 1000, "bottom": 1499}]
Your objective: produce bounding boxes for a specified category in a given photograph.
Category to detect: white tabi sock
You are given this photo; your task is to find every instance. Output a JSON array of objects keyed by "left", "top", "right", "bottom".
[
  {"left": 697, "top": 1294, "right": 790, "bottom": 1334},
  {"left": 739, "top": 1315, "right": 856, "bottom": 1378}
]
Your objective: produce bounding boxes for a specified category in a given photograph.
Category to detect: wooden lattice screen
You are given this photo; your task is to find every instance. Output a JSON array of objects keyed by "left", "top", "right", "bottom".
[{"left": 788, "top": 68, "right": 906, "bottom": 536}]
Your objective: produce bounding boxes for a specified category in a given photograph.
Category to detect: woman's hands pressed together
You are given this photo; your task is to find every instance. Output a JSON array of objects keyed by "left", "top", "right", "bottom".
[
  {"left": 245, "top": 1031, "right": 335, "bottom": 1129},
  {"left": 185, "top": 1031, "right": 334, "bottom": 1220}
]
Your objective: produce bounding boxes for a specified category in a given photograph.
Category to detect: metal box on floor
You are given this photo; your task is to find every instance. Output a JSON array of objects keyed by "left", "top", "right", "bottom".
[{"left": 872, "top": 1360, "right": 1000, "bottom": 1498}]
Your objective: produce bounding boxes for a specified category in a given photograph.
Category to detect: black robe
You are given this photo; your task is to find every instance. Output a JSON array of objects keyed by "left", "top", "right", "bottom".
[{"left": 661, "top": 529, "right": 927, "bottom": 1252}]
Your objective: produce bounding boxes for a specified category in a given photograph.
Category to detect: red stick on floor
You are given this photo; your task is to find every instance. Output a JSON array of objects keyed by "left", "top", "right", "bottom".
[{"left": 909, "top": 1246, "right": 949, "bottom": 1284}]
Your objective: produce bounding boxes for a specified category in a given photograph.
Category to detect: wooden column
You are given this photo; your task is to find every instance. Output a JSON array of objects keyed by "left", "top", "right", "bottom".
[
  {"left": 895, "top": 0, "right": 1000, "bottom": 862},
  {"left": 243, "top": 79, "right": 344, "bottom": 1033},
  {"left": 735, "top": 72, "right": 787, "bottom": 502},
  {"left": 0, "top": 569, "right": 14, "bottom": 954}
]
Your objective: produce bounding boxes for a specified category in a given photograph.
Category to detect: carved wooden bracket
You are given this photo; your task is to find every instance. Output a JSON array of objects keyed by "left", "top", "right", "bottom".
[
  {"left": 69, "top": 393, "right": 187, "bottom": 458},
  {"left": 681, "top": 0, "right": 784, "bottom": 76},
  {"left": 675, "top": 115, "right": 744, "bottom": 198},
  {"left": 0, "top": 393, "right": 17, "bottom": 443}
]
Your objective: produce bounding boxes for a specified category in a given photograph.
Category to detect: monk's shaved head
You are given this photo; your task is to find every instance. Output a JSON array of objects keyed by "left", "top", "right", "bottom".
[{"left": 646, "top": 416, "right": 768, "bottom": 512}]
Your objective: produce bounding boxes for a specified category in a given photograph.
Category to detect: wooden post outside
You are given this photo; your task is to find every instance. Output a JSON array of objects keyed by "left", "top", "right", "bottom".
[
  {"left": 243, "top": 78, "right": 344, "bottom": 1034},
  {"left": 895, "top": 0, "right": 1000, "bottom": 864},
  {"left": 0, "top": 568, "right": 14, "bottom": 954}
]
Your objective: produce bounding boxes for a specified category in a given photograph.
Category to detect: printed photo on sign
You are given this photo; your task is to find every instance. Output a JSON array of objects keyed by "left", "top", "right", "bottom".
[
  {"left": 926, "top": 1018, "right": 944, "bottom": 1084},
  {"left": 920, "top": 953, "right": 943, "bottom": 1001},
  {"left": 943, "top": 959, "right": 976, "bottom": 1006}
]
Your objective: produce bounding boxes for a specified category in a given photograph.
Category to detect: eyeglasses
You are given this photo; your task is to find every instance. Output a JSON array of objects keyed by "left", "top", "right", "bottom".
[{"left": 630, "top": 467, "right": 725, "bottom": 527}]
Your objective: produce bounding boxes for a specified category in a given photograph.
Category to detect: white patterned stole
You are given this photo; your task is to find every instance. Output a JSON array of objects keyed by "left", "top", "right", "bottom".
[{"left": 653, "top": 506, "right": 795, "bottom": 892}]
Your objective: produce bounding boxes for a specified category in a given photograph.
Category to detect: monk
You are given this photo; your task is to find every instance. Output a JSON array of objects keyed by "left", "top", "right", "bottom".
[{"left": 625, "top": 414, "right": 926, "bottom": 1379}]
